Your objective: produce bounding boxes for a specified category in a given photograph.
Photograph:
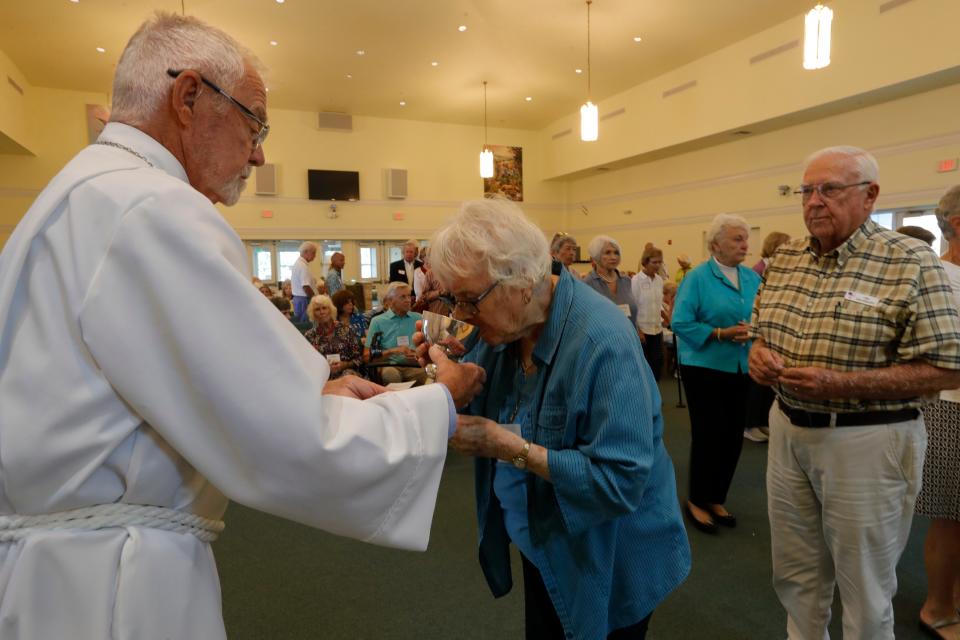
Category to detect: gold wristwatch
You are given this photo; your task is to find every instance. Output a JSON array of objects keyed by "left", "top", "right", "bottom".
[{"left": 511, "top": 440, "right": 531, "bottom": 470}]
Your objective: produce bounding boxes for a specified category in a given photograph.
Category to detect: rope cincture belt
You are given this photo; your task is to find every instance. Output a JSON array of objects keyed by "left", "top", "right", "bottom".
[{"left": 0, "top": 503, "right": 225, "bottom": 543}]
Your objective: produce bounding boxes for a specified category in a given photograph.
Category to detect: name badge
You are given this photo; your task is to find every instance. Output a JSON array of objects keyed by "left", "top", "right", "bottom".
[
  {"left": 396, "top": 336, "right": 410, "bottom": 347},
  {"left": 325, "top": 354, "right": 341, "bottom": 364},
  {"left": 844, "top": 291, "right": 880, "bottom": 307},
  {"left": 617, "top": 304, "right": 631, "bottom": 317}
]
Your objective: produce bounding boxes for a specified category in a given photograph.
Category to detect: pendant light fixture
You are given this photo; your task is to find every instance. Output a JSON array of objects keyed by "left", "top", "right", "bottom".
[
  {"left": 580, "top": 0, "right": 598, "bottom": 142},
  {"left": 479, "top": 80, "right": 494, "bottom": 178},
  {"left": 803, "top": 4, "right": 833, "bottom": 70}
]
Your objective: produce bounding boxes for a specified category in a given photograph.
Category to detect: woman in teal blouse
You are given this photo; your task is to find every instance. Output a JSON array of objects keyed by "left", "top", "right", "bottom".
[
  {"left": 424, "top": 200, "right": 690, "bottom": 640},
  {"left": 672, "top": 214, "right": 761, "bottom": 534}
]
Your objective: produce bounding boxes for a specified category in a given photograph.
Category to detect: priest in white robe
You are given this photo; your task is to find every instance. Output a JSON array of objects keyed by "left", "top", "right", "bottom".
[{"left": 0, "top": 13, "right": 484, "bottom": 640}]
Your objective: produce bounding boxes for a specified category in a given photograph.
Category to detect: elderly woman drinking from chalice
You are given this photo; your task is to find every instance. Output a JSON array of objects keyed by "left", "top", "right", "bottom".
[{"left": 416, "top": 199, "right": 690, "bottom": 640}]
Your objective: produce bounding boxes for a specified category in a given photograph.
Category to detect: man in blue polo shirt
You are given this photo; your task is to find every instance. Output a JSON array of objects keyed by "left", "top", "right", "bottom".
[{"left": 365, "top": 282, "right": 426, "bottom": 385}]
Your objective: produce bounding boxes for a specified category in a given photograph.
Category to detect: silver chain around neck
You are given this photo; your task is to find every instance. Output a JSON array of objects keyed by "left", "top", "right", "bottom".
[{"left": 94, "top": 140, "right": 154, "bottom": 168}]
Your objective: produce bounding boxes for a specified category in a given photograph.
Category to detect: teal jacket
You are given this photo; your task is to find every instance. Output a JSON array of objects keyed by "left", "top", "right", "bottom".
[{"left": 672, "top": 258, "right": 761, "bottom": 373}]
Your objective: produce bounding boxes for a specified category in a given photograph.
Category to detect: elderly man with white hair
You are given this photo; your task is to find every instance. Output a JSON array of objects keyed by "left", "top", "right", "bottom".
[
  {"left": 291, "top": 240, "right": 318, "bottom": 321},
  {"left": 365, "top": 282, "right": 426, "bottom": 385},
  {"left": 0, "top": 13, "right": 485, "bottom": 639},
  {"left": 750, "top": 146, "right": 960, "bottom": 639}
]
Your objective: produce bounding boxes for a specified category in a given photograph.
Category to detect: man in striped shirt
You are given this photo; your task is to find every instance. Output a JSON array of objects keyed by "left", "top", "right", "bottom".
[{"left": 749, "top": 145, "right": 960, "bottom": 640}]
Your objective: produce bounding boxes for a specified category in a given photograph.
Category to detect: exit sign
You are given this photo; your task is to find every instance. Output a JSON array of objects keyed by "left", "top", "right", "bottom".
[{"left": 937, "top": 158, "right": 959, "bottom": 173}]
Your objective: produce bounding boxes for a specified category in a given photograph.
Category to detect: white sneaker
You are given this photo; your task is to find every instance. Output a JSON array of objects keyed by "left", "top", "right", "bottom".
[{"left": 744, "top": 427, "right": 769, "bottom": 443}]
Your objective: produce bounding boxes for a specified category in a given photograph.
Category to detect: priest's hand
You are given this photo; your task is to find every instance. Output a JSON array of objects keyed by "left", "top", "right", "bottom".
[
  {"left": 323, "top": 375, "right": 386, "bottom": 400},
  {"left": 430, "top": 346, "right": 485, "bottom": 408}
]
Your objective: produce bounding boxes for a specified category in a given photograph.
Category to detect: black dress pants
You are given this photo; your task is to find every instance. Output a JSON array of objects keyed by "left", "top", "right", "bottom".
[
  {"left": 680, "top": 364, "right": 749, "bottom": 507},
  {"left": 641, "top": 333, "right": 664, "bottom": 381},
  {"left": 745, "top": 377, "right": 775, "bottom": 429},
  {"left": 521, "top": 554, "right": 652, "bottom": 639}
]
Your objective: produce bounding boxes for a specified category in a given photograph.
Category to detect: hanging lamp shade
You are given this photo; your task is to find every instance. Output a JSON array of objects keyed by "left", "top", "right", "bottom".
[
  {"left": 803, "top": 4, "right": 833, "bottom": 70},
  {"left": 479, "top": 148, "right": 494, "bottom": 178},
  {"left": 580, "top": 0, "right": 598, "bottom": 142},
  {"left": 580, "top": 101, "right": 598, "bottom": 142}
]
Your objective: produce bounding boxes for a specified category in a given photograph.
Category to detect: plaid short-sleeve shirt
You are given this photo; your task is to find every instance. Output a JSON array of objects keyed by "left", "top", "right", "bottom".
[{"left": 750, "top": 219, "right": 960, "bottom": 413}]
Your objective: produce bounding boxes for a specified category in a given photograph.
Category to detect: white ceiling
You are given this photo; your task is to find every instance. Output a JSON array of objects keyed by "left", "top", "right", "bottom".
[{"left": 0, "top": 0, "right": 817, "bottom": 130}]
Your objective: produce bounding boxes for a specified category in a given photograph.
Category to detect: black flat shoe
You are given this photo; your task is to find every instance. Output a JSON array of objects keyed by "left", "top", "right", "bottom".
[
  {"left": 708, "top": 508, "right": 737, "bottom": 528},
  {"left": 685, "top": 504, "right": 718, "bottom": 534}
]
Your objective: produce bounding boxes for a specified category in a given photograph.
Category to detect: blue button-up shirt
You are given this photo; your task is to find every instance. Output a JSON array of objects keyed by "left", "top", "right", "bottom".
[{"left": 463, "top": 270, "right": 690, "bottom": 639}]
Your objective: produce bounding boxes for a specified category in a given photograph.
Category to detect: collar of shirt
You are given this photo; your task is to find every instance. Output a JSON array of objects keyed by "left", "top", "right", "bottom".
[
  {"left": 707, "top": 257, "right": 743, "bottom": 290},
  {"left": 99, "top": 122, "right": 189, "bottom": 184},
  {"left": 805, "top": 219, "right": 874, "bottom": 269},
  {"left": 532, "top": 270, "right": 577, "bottom": 368}
]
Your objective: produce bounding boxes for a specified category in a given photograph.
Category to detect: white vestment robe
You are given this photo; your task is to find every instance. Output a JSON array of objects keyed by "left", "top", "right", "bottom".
[{"left": 0, "top": 123, "right": 451, "bottom": 639}]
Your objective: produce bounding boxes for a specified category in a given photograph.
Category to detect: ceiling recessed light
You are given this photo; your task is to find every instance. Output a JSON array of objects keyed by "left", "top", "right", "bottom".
[
  {"left": 356, "top": 49, "right": 365, "bottom": 56},
  {"left": 525, "top": 96, "right": 533, "bottom": 102},
  {"left": 430, "top": 61, "right": 439, "bottom": 67},
  {"left": 69, "top": 0, "right": 79, "bottom": 3},
  {"left": 345, "top": 74, "right": 353, "bottom": 79},
  {"left": 265, "top": 87, "right": 270, "bottom": 92},
  {"left": 95, "top": 47, "right": 105, "bottom": 53},
  {"left": 276, "top": 0, "right": 284, "bottom": 3},
  {"left": 575, "top": 68, "right": 583, "bottom": 74},
  {"left": 399, "top": 100, "right": 406, "bottom": 106},
  {"left": 269, "top": 40, "right": 278, "bottom": 46},
  {"left": 633, "top": 36, "right": 642, "bottom": 42},
  {"left": 457, "top": 25, "right": 467, "bottom": 32}
]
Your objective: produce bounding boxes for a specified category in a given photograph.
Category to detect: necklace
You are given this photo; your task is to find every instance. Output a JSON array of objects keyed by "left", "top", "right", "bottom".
[
  {"left": 596, "top": 268, "right": 617, "bottom": 283},
  {"left": 508, "top": 357, "right": 537, "bottom": 423},
  {"left": 94, "top": 140, "right": 155, "bottom": 168}
]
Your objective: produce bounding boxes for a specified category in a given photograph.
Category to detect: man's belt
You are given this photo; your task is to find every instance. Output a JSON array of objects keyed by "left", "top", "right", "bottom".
[{"left": 777, "top": 398, "right": 918, "bottom": 428}]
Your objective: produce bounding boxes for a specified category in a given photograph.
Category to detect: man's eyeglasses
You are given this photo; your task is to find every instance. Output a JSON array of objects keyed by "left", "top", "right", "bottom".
[
  {"left": 795, "top": 181, "right": 871, "bottom": 201},
  {"left": 439, "top": 280, "right": 501, "bottom": 319},
  {"left": 167, "top": 69, "right": 269, "bottom": 148}
]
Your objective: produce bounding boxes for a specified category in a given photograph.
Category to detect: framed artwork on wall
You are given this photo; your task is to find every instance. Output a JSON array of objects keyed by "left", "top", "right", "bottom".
[{"left": 482, "top": 145, "right": 523, "bottom": 202}]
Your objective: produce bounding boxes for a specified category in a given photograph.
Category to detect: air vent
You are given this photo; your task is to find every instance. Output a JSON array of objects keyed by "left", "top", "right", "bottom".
[
  {"left": 749, "top": 40, "right": 799, "bottom": 65},
  {"left": 600, "top": 107, "right": 626, "bottom": 121},
  {"left": 552, "top": 128, "right": 573, "bottom": 140},
  {"left": 732, "top": 130, "right": 752, "bottom": 136},
  {"left": 318, "top": 112, "right": 353, "bottom": 131},
  {"left": 596, "top": 167, "right": 611, "bottom": 172},
  {"left": 879, "top": 0, "right": 915, "bottom": 13},
  {"left": 662, "top": 80, "right": 697, "bottom": 99},
  {"left": 7, "top": 76, "right": 23, "bottom": 95}
]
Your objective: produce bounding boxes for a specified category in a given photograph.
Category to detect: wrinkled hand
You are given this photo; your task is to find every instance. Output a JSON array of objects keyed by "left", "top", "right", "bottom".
[
  {"left": 323, "top": 375, "right": 386, "bottom": 400},
  {"left": 429, "top": 345, "right": 485, "bottom": 408},
  {"left": 450, "top": 415, "right": 514, "bottom": 459},
  {"left": 748, "top": 340, "right": 784, "bottom": 386},
  {"left": 778, "top": 366, "right": 840, "bottom": 400},
  {"left": 728, "top": 323, "right": 751, "bottom": 343}
]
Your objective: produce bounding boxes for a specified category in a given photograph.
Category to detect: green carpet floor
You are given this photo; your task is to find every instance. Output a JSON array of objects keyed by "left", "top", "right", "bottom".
[{"left": 215, "top": 380, "right": 933, "bottom": 638}]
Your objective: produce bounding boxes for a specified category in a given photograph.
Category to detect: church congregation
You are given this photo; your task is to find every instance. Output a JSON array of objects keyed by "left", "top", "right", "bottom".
[{"left": 2, "top": 2, "right": 960, "bottom": 639}]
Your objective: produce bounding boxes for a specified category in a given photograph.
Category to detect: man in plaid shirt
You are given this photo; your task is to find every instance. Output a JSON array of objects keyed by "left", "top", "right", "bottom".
[{"left": 749, "top": 145, "right": 960, "bottom": 640}]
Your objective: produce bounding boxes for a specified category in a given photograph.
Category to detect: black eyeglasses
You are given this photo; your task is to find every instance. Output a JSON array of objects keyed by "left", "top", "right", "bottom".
[
  {"left": 167, "top": 69, "right": 269, "bottom": 148},
  {"left": 795, "top": 181, "right": 871, "bottom": 201},
  {"left": 439, "top": 280, "right": 501, "bottom": 319}
]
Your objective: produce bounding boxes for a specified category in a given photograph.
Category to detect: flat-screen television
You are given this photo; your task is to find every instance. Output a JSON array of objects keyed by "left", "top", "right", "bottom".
[{"left": 307, "top": 170, "right": 359, "bottom": 201}]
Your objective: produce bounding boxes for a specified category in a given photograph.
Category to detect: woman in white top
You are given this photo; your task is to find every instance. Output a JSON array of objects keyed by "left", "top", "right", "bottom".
[{"left": 631, "top": 246, "right": 665, "bottom": 380}]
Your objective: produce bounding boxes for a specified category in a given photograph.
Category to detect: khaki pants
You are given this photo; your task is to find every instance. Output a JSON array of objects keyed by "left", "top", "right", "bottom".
[
  {"left": 767, "top": 404, "right": 926, "bottom": 640},
  {"left": 380, "top": 366, "right": 426, "bottom": 386}
]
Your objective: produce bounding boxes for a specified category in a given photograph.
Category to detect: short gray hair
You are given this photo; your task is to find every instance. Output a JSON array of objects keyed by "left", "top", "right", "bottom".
[
  {"left": 705, "top": 214, "right": 750, "bottom": 249},
  {"left": 429, "top": 199, "right": 551, "bottom": 290},
  {"left": 111, "top": 13, "right": 261, "bottom": 126},
  {"left": 804, "top": 145, "right": 879, "bottom": 183},
  {"left": 299, "top": 241, "right": 318, "bottom": 255},
  {"left": 936, "top": 185, "right": 960, "bottom": 240},
  {"left": 307, "top": 294, "right": 336, "bottom": 323},
  {"left": 403, "top": 239, "right": 419, "bottom": 250},
  {"left": 550, "top": 233, "right": 577, "bottom": 254},
  {"left": 587, "top": 235, "right": 621, "bottom": 262},
  {"left": 382, "top": 281, "right": 411, "bottom": 304}
]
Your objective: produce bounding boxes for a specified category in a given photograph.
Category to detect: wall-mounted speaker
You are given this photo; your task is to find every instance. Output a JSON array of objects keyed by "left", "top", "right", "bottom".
[
  {"left": 384, "top": 168, "right": 408, "bottom": 199},
  {"left": 318, "top": 112, "right": 353, "bottom": 131},
  {"left": 255, "top": 163, "right": 277, "bottom": 195}
]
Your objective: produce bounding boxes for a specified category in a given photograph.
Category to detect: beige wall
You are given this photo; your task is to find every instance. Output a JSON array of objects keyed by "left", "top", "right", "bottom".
[{"left": 565, "top": 82, "right": 960, "bottom": 273}]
